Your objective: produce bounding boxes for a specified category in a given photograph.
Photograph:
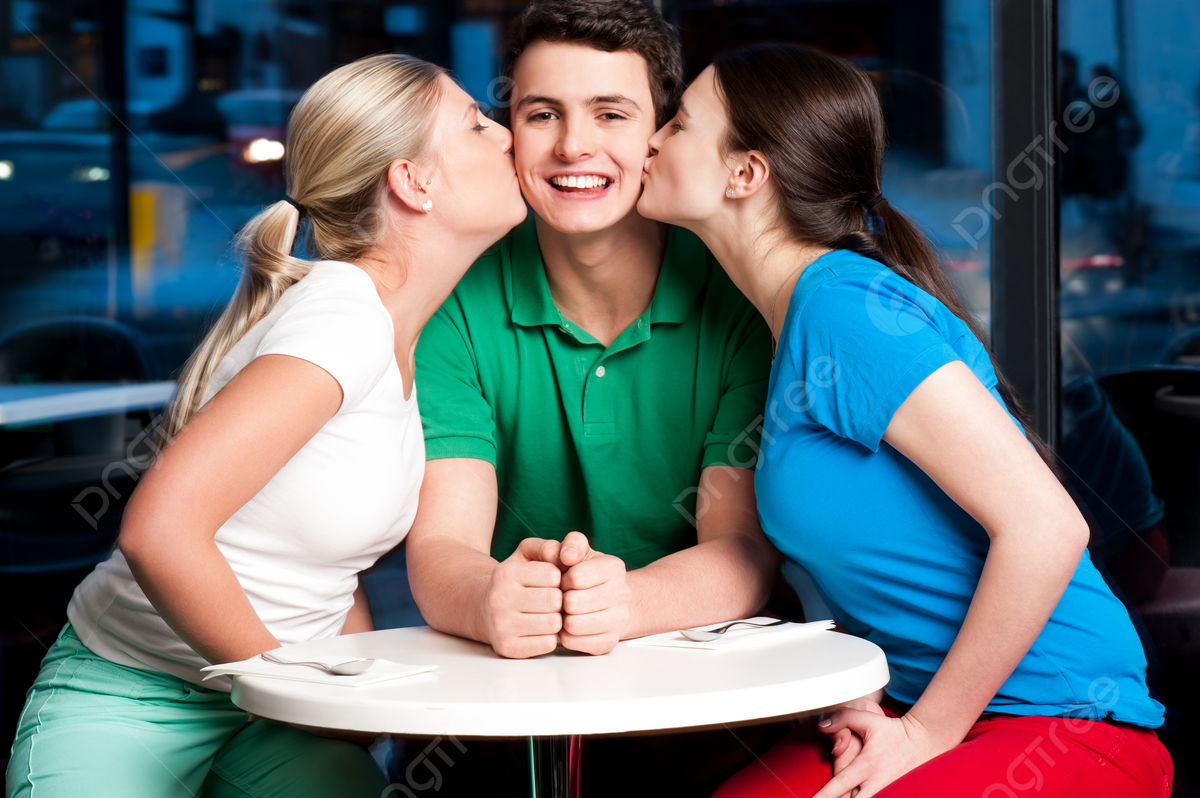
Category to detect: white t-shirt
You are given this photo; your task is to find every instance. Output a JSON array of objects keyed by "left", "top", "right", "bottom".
[{"left": 68, "top": 261, "right": 424, "bottom": 689}]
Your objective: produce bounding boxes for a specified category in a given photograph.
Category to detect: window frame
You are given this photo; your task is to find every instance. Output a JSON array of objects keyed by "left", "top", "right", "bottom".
[{"left": 990, "top": 0, "right": 1063, "bottom": 447}]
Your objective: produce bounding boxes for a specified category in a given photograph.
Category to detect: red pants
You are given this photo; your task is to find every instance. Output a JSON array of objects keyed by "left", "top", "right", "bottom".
[{"left": 712, "top": 708, "right": 1173, "bottom": 798}]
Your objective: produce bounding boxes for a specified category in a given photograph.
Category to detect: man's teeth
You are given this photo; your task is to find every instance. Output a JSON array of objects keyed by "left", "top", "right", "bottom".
[{"left": 551, "top": 175, "right": 610, "bottom": 189}]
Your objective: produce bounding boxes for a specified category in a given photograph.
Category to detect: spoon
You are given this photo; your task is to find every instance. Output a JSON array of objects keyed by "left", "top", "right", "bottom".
[
  {"left": 680, "top": 619, "right": 788, "bottom": 642},
  {"left": 260, "top": 651, "right": 376, "bottom": 676}
]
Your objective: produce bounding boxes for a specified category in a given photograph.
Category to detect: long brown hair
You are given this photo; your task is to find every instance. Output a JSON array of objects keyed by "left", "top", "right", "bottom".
[{"left": 712, "top": 43, "right": 1057, "bottom": 472}]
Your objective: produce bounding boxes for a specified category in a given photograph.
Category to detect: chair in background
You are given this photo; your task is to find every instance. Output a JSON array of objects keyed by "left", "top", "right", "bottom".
[
  {"left": 1158, "top": 325, "right": 1200, "bottom": 369},
  {"left": 0, "top": 316, "right": 163, "bottom": 571},
  {"left": 0, "top": 317, "right": 161, "bottom": 456},
  {"left": 1095, "top": 368, "right": 1200, "bottom": 751}
]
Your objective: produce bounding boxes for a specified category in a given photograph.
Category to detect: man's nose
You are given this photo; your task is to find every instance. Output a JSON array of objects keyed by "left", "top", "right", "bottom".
[{"left": 555, "top": 118, "right": 596, "bottom": 161}]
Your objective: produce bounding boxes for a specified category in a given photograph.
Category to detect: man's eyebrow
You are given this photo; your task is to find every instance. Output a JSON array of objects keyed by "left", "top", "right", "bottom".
[
  {"left": 679, "top": 101, "right": 690, "bottom": 118},
  {"left": 515, "top": 94, "right": 562, "bottom": 111},
  {"left": 514, "top": 94, "right": 643, "bottom": 112},
  {"left": 587, "top": 94, "right": 641, "bottom": 111}
]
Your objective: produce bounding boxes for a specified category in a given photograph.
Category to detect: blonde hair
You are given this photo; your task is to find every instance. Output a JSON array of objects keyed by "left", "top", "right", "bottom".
[{"left": 161, "top": 54, "right": 445, "bottom": 440}]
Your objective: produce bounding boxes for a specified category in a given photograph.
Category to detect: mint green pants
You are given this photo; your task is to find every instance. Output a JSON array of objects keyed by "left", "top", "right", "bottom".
[{"left": 5, "top": 625, "right": 389, "bottom": 798}]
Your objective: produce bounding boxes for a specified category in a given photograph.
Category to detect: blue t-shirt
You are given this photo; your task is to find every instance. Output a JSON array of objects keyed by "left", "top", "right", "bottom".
[{"left": 755, "top": 249, "right": 1163, "bottom": 727}]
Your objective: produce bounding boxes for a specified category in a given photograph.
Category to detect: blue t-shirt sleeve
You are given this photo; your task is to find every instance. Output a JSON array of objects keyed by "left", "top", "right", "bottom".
[{"left": 783, "top": 271, "right": 962, "bottom": 451}]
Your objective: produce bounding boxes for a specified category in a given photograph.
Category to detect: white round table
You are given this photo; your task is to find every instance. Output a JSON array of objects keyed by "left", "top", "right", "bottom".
[{"left": 231, "top": 626, "right": 889, "bottom": 797}]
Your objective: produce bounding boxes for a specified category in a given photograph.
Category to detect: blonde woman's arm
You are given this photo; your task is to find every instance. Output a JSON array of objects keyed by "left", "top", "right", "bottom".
[{"left": 119, "top": 354, "right": 343, "bottom": 665}]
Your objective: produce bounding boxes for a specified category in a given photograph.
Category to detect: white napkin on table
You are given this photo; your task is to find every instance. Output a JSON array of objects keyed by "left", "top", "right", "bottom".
[
  {"left": 627, "top": 618, "right": 836, "bottom": 651},
  {"left": 200, "top": 653, "right": 437, "bottom": 687}
]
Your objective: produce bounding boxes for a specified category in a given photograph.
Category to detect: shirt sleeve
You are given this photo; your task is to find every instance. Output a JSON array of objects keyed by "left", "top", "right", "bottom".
[
  {"left": 787, "top": 271, "right": 962, "bottom": 452},
  {"left": 413, "top": 300, "right": 498, "bottom": 464},
  {"left": 256, "top": 275, "right": 394, "bottom": 412},
  {"left": 702, "top": 304, "right": 773, "bottom": 470}
]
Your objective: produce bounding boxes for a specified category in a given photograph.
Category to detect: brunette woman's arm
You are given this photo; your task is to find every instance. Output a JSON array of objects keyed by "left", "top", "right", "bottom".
[{"left": 813, "top": 360, "right": 1088, "bottom": 798}]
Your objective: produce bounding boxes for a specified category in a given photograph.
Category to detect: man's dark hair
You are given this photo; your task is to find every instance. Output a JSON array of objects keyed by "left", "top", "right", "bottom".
[{"left": 502, "top": 0, "right": 684, "bottom": 129}]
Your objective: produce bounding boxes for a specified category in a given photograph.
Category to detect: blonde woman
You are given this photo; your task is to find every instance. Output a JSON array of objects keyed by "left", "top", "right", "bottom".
[{"left": 6, "top": 54, "right": 525, "bottom": 798}]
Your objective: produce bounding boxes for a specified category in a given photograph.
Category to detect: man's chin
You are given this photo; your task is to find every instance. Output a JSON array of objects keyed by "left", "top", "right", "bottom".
[{"left": 530, "top": 203, "right": 641, "bottom": 238}]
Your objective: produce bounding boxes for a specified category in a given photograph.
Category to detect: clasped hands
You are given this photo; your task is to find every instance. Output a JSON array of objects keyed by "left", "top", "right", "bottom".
[{"left": 483, "top": 531, "right": 632, "bottom": 659}]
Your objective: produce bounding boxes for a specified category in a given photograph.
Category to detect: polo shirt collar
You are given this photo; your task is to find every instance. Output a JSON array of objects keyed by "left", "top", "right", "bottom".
[
  {"left": 509, "top": 219, "right": 562, "bottom": 327},
  {"left": 508, "top": 217, "right": 707, "bottom": 328},
  {"left": 649, "top": 224, "right": 707, "bottom": 324}
]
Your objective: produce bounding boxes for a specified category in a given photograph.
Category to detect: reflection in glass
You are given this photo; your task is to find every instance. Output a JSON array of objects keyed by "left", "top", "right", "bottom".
[{"left": 1058, "top": 0, "right": 1200, "bottom": 785}]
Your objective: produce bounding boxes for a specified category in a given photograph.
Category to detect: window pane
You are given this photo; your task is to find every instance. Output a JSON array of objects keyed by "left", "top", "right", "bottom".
[
  {"left": 1058, "top": 0, "right": 1199, "bottom": 778},
  {"left": 670, "top": 0, "right": 993, "bottom": 327}
]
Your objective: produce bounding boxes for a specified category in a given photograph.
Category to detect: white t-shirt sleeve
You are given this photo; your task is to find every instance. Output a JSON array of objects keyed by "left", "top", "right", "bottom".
[{"left": 256, "top": 271, "right": 394, "bottom": 411}]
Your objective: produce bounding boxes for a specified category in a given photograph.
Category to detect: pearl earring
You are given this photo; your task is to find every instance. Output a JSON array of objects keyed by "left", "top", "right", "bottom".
[
  {"left": 421, "top": 199, "right": 433, "bottom": 213},
  {"left": 725, "top": 188, "right": 735, "bottom": 199}
]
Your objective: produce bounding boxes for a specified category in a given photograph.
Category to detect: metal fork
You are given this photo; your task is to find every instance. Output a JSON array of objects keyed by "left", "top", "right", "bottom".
[
  {"left": 680, "top": 619, "right": 788, "bottom": 642},
  {"left": 260, "top": 651, "right": 375, "bottom": 676}
]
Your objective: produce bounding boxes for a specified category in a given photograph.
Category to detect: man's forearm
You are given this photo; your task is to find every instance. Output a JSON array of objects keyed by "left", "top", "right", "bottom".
[
  {"left": 406, "top": 536, "right": 497, "bottom": 644},
  {"left": 623, "top": 531, "right": 781, "bottom": 640}
]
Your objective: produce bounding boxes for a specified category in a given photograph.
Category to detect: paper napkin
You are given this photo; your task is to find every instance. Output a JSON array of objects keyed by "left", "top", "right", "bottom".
[{"left": 201, "top": 653, "right": 437, "bottom": 687}]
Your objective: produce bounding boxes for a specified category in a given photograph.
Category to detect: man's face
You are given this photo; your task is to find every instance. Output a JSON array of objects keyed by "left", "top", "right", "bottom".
[{"left": 510, "top": 41, "right": 658, "bottom": 236}]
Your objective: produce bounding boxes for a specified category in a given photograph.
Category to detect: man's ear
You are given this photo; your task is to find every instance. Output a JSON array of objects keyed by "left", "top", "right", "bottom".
[
  {"left": 726, "top": 150, "right": 772, "bottom": 200},
  {"left": 386, "top": 159, "right": 429, "bottom": 214}
]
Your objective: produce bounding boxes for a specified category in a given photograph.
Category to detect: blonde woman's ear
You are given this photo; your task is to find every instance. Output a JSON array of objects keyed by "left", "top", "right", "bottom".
[{"left": 386, "top": 159, "right": 430, "bottom": 214}]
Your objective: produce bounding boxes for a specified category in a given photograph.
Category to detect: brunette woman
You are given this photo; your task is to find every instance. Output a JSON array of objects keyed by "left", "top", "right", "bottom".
[{"left": 638, "top": 44, "right": 1170, "bottom": 798}]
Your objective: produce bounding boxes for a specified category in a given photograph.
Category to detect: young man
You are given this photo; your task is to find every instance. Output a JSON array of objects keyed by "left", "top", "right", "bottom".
[{"left": 401, "top": 1, "right": 786, "bottom": 794}]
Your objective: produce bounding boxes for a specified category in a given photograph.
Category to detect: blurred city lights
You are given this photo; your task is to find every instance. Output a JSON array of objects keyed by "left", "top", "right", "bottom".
[
  {"left": 244, "top": 138, "right": 285, "bottom": 163},
  {"left": 0, "top": 160, "right": 13, "bottom": 180}
]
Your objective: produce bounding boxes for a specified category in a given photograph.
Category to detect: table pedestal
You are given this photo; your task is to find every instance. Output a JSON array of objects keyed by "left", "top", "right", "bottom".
[{"left": 529, "top": 735, "right": 581, "bottom": 798}]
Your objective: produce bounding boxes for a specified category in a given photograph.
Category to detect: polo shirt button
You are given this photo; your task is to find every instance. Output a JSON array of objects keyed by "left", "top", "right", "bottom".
[{"left": 595, "top": 366, "right": 606, "bottom": 378}]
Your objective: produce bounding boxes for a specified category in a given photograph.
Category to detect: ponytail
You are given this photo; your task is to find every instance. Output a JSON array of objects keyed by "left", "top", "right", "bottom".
[
  {"left": 160, "top": 200, "right": 310, "bottom": 440},
  {"left": 713, "top": 43, "right": 1059, "bottom": 476}
]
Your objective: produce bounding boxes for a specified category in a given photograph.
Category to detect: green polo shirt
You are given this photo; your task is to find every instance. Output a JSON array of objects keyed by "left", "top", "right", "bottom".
[{"left": 415, "top": 217, "right": 771, "bottom": 570}]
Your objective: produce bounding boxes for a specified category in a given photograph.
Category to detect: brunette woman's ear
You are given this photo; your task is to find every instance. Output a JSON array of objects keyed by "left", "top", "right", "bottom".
[
  {"left": 725, "top": 150, "right": 771, "bottom": 199},
  {"left": 386, "top": 159, "right": 431, "bottom": 214}
]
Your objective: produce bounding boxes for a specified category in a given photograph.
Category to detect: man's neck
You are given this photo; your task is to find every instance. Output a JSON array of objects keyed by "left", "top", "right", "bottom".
[{"left": 535, "top": 212, "right": 669, "bottom": 347}]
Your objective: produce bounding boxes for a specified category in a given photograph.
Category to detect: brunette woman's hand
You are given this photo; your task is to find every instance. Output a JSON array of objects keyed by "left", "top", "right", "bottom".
[
  {"left": 812, "top": 709, "right": 957, "bottom": 798},
  {"left": 826, "top": 695, "right": 886, "bottom": 797}
]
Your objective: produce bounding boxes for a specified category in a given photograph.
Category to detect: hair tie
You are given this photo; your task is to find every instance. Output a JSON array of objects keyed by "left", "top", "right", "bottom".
[
  {"left": 282, "top": 195, "right": 304, "bottom": 214},
  {"left": 864, "top": 194, "right": 886, "bottom": 237}
]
